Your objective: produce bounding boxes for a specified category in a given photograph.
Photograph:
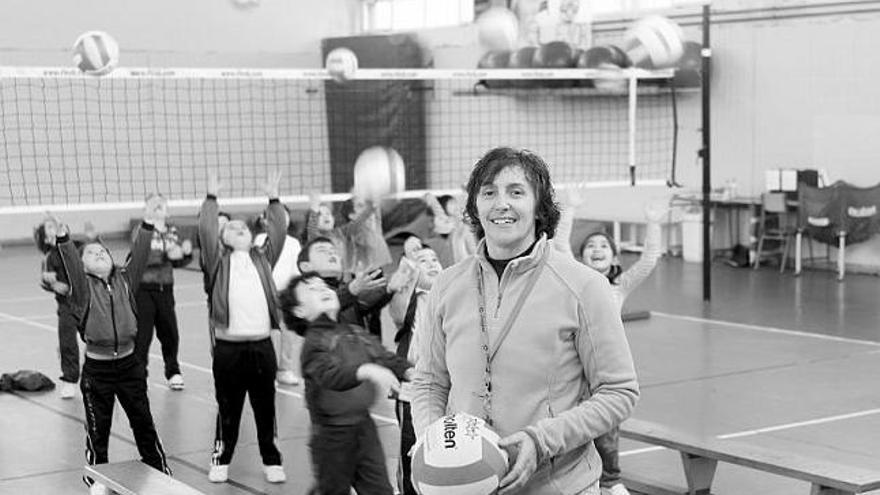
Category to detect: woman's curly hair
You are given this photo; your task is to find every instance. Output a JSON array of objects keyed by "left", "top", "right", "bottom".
[{"left": 463, "top": 146, "right": 561, "bottom": 241}]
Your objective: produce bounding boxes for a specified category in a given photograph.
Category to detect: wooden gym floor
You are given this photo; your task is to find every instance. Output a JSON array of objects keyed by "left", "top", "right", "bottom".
[{"left": 1, "top": 242, "right": 879, "bottom": 494}]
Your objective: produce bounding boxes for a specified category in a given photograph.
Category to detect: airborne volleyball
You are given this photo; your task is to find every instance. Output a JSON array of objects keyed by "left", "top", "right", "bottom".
[
  {"left": 325, "top": 47, "right": 359, "bottom": 82},
  {"left": 72, "top": 31, "right": 119, "bottom": 76},
  {"left": 353, "top": 146, "right": 406, "bottom": 200}
]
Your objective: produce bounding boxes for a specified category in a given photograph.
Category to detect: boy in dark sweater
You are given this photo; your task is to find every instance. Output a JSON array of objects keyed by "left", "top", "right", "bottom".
[
  {"left": 55, "top": 215, "right": 171, "bottom": 495},
  {"left": 279, "top": 273, "right": 412, "bottom": 495},
  {"left": 132, "top": 193, "right": 193, "bottom": 390}
]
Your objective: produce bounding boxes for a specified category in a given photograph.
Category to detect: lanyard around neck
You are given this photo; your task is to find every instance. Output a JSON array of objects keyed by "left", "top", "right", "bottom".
[{"left": 475, "top": 247, "right": 548, "bottom": 425}]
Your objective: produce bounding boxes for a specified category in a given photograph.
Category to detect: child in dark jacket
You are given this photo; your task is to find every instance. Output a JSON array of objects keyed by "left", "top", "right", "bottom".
[
  {"left": 279, "top": 273, "right": 412, "bottom": 495},
  {"left": 34, "top": 214, "right": 98, "bottom": 400},
  {"left": 55, "top": 216, "right": 171, "bottom": 495}
]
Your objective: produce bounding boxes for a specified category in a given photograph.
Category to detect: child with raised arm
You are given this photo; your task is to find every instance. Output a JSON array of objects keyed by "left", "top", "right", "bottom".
[
  {"left": 34, "top": 214, "right": 98, "bottom": 400},
  {"left": 55, "top": 211, "right": 171, "bottom": 495},
  {"left": 558, "top": 188, "right": 665, "bottom": 495},
  {"left": 198, "top": 172, "right": 287, "bottom": 484},
  {"left": 296, "top": 236, "right": 409, "bottom": 338},
  {"left": 254, "top": 207, "right": 304, "bottom": 386},
  {"left": 132, "top": 193, "right": 193, "bottom": 391},
  {"left": 306, "top": 191, "right": 392, "bottom": 274},
  {"left": 278, "top": 272, "right": 412, "bottom": 495},
  {"left": 392, "top": 245, "right": 443, "bottom": 495}
]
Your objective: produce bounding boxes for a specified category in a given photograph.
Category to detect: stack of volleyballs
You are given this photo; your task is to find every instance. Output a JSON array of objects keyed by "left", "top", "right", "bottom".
[
  {"left": 622, "top": 15, "right": 685, "bottom": 69},
  {"left": 411, "top": 412, "right": 509, "bottom": 495},
  {"left": 352, "top": 146, "right": 406, "bottom": 201},
  {"left": 72, "top": 31, "right": 119, "bottom": 76}
]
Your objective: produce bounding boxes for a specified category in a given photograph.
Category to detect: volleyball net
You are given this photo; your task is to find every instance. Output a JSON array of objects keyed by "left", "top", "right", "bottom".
[{"left": 0, "top": 66, "right": 681, "bottom": 214}]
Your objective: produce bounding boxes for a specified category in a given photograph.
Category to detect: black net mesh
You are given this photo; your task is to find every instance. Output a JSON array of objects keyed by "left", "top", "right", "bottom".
[{"left": 0, "top": 73, "right": 679, "bottom": 208}]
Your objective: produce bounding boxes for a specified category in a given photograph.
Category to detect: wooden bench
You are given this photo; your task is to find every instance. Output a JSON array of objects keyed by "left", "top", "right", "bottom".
[
  {"left": 619, "top": 418, "right": 880, "bottom": 495},
  {"left": 84, "top": 461, "right": 205, "bottom": 495}
]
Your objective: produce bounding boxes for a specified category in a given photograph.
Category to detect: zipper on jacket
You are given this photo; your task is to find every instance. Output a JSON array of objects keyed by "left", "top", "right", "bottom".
[
  {"left": 494, "top": 262, "right": 513, "bottom": 318},
  {"left": 106, "top": 281, "right": 119, "bottom": 356}
]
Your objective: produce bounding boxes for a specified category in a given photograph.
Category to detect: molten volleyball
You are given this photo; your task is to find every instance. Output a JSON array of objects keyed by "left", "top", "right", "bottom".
[
  {"left": 325, "top": 47, "right": 358, "bottom": 83},
  {"left": 72, "top": 31, "right": 119, "bottom": 76},
  {"left": 353, "top": 146, "right": 406, "bottom": 201},
  {"left": 476, "top": 7, "right": 519, "bottom": 52},
  {"left": 411, "top": 412, "right": 509, "bottom": 495},
  {"left": 622, "top": 15, "right": 685, "bottom": 69}
]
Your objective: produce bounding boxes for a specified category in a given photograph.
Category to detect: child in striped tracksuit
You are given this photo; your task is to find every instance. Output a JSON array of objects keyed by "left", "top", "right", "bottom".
[{"left": 55, "top": 212, "right": 171, "bottom": 495}]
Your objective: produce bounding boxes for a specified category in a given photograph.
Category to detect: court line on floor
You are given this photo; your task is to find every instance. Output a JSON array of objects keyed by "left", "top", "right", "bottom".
[
  {"left": 0, "top": 309, "right": 399, "bottom": 426},
  {"left": 6, "top": 389, "right": 266, "bottom": 494},
  {"left": 651, "top": 311, "right": 880, "bottom": 347},
  {"left": 4, "top": 309, "right": 877, "bottom": 462},
  {"left": 621, "top": 406, "right": 880, "bottom": 457}
]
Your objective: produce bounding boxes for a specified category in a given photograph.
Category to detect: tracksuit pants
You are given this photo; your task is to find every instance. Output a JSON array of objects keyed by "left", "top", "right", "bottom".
[
  {"left": 57, "top": 304, "right": 80, "bottom": 383},
  {"left": 395, "top": 400, "right": 417, "bottom": 495},
  {"left": 134, "top": 286, "right": 182, "bottom": 380},
  {"left": 270, "top": 328, "right": 301, "bottom": 374},
  {"left": 309, "top": 416, "right": 393, "bottom": 495},
  {"left": 595, "top": 426, "right": 622, "bottom": 487},
  {"left": 211, "top": 338, "right": 281, "bottom": 466},
  {"left": 81, "top": 354, "right": 170, "bottom": 478}
]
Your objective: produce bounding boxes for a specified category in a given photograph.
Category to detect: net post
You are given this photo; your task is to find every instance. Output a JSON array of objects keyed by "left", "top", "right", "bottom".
[
  {"left": 628, "top": 73, "right": 638, "bottom": 186},
  {"left": 701, "top": 3, "right": 713, "bottom": 302}
]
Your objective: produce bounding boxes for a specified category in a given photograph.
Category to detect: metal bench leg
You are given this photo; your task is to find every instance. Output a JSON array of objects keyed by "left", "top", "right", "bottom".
[
  {"left": 810, "top": 483, "right": 851, "bottom": 495},
  {"left": 680, "top": 452, "right": 717, "bottom": 495}
]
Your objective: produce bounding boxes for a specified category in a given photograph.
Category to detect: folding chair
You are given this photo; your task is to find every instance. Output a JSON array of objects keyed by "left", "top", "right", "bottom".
[{"left": 753, "top": 192, "right": 796, "bottom": 272}]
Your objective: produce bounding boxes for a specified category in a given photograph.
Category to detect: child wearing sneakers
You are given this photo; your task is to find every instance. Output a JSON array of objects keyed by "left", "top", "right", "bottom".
[
  {"left": 278, "top": 272, "right": 412, "bottom": 495},
  {"left": 253, "top": 207, "right": 303, "bottom": 386},
  {"left": 393, "top": 245, "right": 443, "bottom": 495},
  {"left": 198, "top": 172, "right": 287, "bottom": 484},
  {"left": 55, "top": 212, "right": 171, "bottom": 495},
  {"left": 558, "top": 188, "right": 665, "bottom": 495},
  {"left": 33, "top": 214, "right": 98, "bottom": 400},
  {"left": 132, "top": 193, "right": 193, "bottom": 391}
]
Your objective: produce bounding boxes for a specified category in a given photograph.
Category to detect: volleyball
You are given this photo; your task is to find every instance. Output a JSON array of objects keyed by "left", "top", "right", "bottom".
[
  {"left": 325, "top": 47, "right": 358, "bottom": 83},
  {"left": 622, "top": 15, "right": 685, "bottom": 69},
  {"left": 72, "top": 31, "right": 119, "bottom": 76},
  {"left": 353, "top": 146, "right": 406, "bottom": 200},
  {"left": 476, "top": 7, "right": 519, "bottom": 52},
  {"left": 411, "top": 412, "right": 509, "bottom": 495}
]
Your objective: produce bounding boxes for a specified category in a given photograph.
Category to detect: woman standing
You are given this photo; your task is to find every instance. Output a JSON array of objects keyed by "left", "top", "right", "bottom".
[{"left": 411, "top": 147, "right": 639, "bottom": 495}]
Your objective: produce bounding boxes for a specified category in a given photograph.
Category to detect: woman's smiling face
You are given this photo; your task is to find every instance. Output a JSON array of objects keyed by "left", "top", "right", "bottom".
[{"left": 476, "top": 165, "right": 537, "bottom": 258}]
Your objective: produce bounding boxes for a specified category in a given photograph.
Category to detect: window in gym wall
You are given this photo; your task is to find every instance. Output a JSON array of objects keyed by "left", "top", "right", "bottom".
[
  {"left": 363, "top": 0, "right": 474, "bottom": 31},
  {"left": 592, "top": 0, "right": 706, "bottom": 18},
  {"left": 362, "top": 0, "right": 703, "bottom": 32}
]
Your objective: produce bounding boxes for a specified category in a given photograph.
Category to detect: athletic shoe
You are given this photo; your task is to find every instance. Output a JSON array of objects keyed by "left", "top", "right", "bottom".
[
  {"left": 89, "top": 481, "right": 109, "bottom": 495},
  {"left": 601, "top": 483, "right": 631, "bottom": 495},
  {"left": 264, "top": 465, "right": 286, "bottom": 483},
  {"left": 208, "top": 464, "right": 229, "bottom": 483},
  {"left": 59, "top": 382, "right": 76, "bottom": 399},
  {"left": 276, "top": 371, "right": 301, "bottom": 386},
  {"left": 167, "top": 374, "right": 185, "bottom": 391}
]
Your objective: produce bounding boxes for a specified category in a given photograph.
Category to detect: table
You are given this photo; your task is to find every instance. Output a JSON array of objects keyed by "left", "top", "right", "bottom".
[{"left": 669, "top": 193, "right": 762, "bottom": 261}]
